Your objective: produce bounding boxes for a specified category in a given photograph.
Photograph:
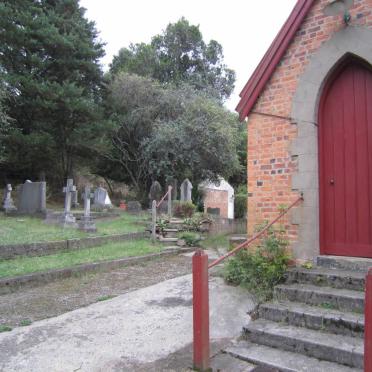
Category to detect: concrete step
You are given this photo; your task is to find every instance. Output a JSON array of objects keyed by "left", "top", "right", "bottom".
[
  {"left": 259, "top": 301, "right": 364, "bottom": 337},
  {"left": 225, "top": 340, "right": 362, "bottom": 372},
  {"left": 243, "top": 319, "right": 364, "bottom": 368},
  {"left": 162, "top": 229, "right": 179, "bottom": 238},
  {"left": 317, "top": 255, "right": 372, "bottom": 272},
  {"left": 286, "top": 266, "right": 365, "bottom": 291},
  {"left": 158, "top": 237, "right": 179, "bottom": 246},
  {"left": 210, "top": 352, "right": 256, "bottom": 371},
  {"left": 274, "top": 283, "right": 364, "bottom": 313}
]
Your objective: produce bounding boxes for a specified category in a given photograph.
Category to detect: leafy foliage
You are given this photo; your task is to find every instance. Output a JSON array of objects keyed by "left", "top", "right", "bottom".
[
  {"left": 178, "top": 232, "right": 201, "bottom": 247},
  {"left": 0, "top": 0, "right": 105, "bottom": 182},
  {"left": 109, "top": 18, "right": 235, "bottom": 102},
  {"left": 224, "top": 227, "right": 290, "bottom": 302},
  {"left": 234, "top": 184, "right": 247, "bottom": 219},
  {"left": 173, "top": 201, "right": 196, "bottom": 218},
  {"left": 101, "top": 73, "right": 240, "bottom": 200}
]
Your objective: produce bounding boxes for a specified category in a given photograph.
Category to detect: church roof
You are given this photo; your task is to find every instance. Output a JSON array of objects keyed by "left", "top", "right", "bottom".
[{"left": 236, "top": 0, "right": 316, "bottom": 120}]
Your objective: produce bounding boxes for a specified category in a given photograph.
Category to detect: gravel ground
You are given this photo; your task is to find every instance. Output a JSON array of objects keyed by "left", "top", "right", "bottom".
[{"left": 0, "top": 254, "right": 194, "bottom": 328}]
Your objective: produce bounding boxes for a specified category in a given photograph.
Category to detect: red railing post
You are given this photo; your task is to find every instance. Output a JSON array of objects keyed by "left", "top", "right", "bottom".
[
  {"left": 193, "top": 249, "right": 210, "bottom": 371},
  {"left": 365, "top": 268, "right": 372, "bottom": 372}
]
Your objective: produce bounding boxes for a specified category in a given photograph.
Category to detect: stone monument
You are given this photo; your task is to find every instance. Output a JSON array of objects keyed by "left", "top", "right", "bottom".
[
  {"left": 17, "top": 180, "right": 46, "bottom": 215},
  {"left": 180, "top": 178, "right": 193, "bottom": 202},
  {"left": 60, "top": 179, "right": 77, "bottom": 228},
  {"left": 92, "top": 186, "right": 112, "bottom": 209},
  {"left": 2, "top": 184, "right": 17, "bottom": 213},
  {"left": 79, "top": 186, "right": 96, "bottom": 232},
  {"left": 148, "top": 181, "right": 162, "bottom": 207},
  {"left": 71, "top": 190, "right": 79, "bottom": 208}
]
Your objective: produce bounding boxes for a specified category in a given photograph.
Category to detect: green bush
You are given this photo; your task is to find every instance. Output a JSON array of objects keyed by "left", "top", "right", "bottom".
[
  {"left": 224, "top": 227, "right": 290, "bottom": 302},
  {"left": 234, "top": 185, "right": 247, "bottom": 219},
  {"left": 173, "top": 201, "right": 196, "bottom": 218},
  {"left": 183, "top": 213, "right": 212, "bottom": 232},
  {"left": 179, "top": 232, "right": 201, "bottom": 246}
]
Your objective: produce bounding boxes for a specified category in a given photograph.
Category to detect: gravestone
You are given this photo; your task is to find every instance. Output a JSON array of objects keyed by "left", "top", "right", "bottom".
[
  {"left": 167, "top": 178, "right": 178, "bottom": 200},
  {"left": 2, "top": 184, "right": 17, "bottom": 213},
  {"left": 71, "top": 190, "right": 79, "bottom": 208},
  {"left": 92, "top": 186, "right": 112, "bottom": 209},
  {"left": 60, "top": 179, "right": 77, "bottom": 228},
  {"left": 148, "top": 181, "right": 162, "bottom": 208},
  {"left": 127, "top": 201, "right": 142, "bottom": 213},
  {"left": 79, "top": 186, "right": 96, "bottom": 232},
  {"left": 17, "top": 181, "right": 46, "bottom": 215},
  {"left": 180, "top": 178, "right": 193, "bottom": 202}
]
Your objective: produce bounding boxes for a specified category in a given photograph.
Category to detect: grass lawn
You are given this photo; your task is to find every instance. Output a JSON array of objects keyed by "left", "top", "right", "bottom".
[
  {"left": 0, "top": 239, "right": 162, "bottom": 278},
  {"left": 200, "top": 233, "right": 229, "bottom": 250},
  {"left": 0, "top": 213, "right": 148, "bottom": 245}
]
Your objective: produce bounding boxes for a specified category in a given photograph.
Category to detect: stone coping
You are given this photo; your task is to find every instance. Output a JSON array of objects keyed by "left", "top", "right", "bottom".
[
  {"left": 0, "top": 231, "right": 148, "bottom": 260},
  {"left": 0, "top": 247, "right": 196, "bottom": 295}
]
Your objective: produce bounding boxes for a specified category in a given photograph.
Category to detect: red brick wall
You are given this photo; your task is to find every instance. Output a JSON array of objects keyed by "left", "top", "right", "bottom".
[
  {"left": 246, "top": 0, "right": 372, "bottom": 242},
  {"left": 204, "top": 189, "right": 229, "bottom": 219}
]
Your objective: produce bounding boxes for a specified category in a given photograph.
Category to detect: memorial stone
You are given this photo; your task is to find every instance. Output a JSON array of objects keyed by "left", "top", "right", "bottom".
[
  {"left": 180, "top": 178, "right": 193, "bottom": 202},
  {"left": 60, "top": 179, "right": 77, "bottom": 228},
  {"left": 2, "top": 184, "right": 17, "bottom": 213},
  {"left": 79, "top": 186, "right": 96, "bottom": 232},
  {"left": 17, "top": 181, "right": 46, "bottom": 215}
]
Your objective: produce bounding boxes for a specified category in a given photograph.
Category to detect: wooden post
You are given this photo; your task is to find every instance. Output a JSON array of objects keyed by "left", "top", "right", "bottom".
[
  {"left": 151, "top": 200, "right": 157, "bottom": 243},
  {"left": 365, "top": 268, "right": 372, "bottom": 372},
  {"left": 167, "top": 185, "right": 172, "bottom": 218},
  {"left": 193, "top": 249, "right": 210, "bottom": 371}
]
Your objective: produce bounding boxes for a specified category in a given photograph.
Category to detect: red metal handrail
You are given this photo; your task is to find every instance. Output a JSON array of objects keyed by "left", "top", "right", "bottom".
[
  {"left": 156, "top": 186, "right": 172, "bottom": 209},
  {"left": 208, "top": 195, "right": 304, "bottom": 269}
]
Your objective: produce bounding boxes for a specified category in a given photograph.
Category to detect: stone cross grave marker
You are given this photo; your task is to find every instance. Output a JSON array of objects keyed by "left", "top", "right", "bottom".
[
  {"left": 2, "top": 184, "right": 17, "bottom": 213},
  {"left": 79, "top": 185, "right": 96, "bottom": 232},
  {"left": 180, "top": 178, "right": 193, "bottom": 202},
  {"left": 60, "top": 179, "right": 77, "bottom": 227}
]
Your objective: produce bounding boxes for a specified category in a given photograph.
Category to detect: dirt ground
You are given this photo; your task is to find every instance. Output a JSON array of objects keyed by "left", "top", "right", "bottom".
[{"left": 0, "top": 254, "right": 195, "bottom": 328}]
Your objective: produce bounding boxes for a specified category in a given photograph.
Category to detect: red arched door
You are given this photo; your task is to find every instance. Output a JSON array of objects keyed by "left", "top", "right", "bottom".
[{"left": 319, "top": 59, "right": 372, "bottom": 258}]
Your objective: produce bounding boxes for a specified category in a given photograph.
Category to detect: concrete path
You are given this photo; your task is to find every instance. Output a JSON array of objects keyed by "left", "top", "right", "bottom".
[{"left": 0, "top": 274, "right": 254, "bottom": 371}]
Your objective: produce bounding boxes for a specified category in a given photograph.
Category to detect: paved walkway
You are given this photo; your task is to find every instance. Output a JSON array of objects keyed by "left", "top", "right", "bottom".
[{"left": 0, "top": 274, "right": 254, "bottom": 371}]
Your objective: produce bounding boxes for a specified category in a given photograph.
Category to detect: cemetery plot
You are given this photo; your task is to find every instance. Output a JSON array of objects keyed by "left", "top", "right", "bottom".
[
  {"left": 0, "top": 213, "right": 147, "bottom": 245},
  {"left": 0, "top": 239, "right": 162, "bottom": 278}
]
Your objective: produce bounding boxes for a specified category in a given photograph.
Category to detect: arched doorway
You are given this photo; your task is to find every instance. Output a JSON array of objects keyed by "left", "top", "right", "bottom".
[{"left": 319, "top": 58, "right": 372, "bottom": 258}]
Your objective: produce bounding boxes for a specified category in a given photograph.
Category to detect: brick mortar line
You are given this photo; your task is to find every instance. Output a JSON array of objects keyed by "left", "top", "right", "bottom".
[{"left": 0, "top": 247, "right": 196, "bottom": 295}]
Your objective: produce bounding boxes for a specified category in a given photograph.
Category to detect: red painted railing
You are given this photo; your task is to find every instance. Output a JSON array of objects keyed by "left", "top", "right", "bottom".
[
  {"left": 156, "top": 186, "right": 172, "bottom": 209},
  {"left": 366, "top": 268, "right": 372, "bottom": 372},
  {"left": 192, "top": 195, "right": 303, "bottom": 371}
]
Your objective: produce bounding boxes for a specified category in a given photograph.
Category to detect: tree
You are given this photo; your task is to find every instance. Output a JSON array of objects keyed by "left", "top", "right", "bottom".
[
  {"left": 100, "top": 72, "right": 240, "bottom": 201},
  {"left": 0, "top": 81, "right": 12, "bottom": 164},
  {"left": 109, "top": 18, "right": 235, "bottom": 102},
  {"left": 0, "top": 0, "right": 105, "bottom": 182}
]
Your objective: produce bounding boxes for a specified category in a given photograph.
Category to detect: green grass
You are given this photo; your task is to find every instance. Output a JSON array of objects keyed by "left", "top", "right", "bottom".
[
  {"left": 0, "top": 239, "right": 162, "bottom": 278},
  {"left": 19, "top": 319, "right": 32, "bottom": 327},
  {"left": 0, "top": 325, "right": 12, "bottom": 333},
  {"left": 0, "top": 213, "right": 148, "bottom": 245},
  {"left": 97, "top": 295, "right": 116, "bottom": 302},
  {"left": 200, "top": 233, "right": 229, "bottom": 250}
]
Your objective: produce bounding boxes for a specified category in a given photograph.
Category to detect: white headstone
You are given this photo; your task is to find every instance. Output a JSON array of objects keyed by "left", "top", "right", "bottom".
[{"left": 180, "top": 179, "right": 193, "bottom": 202}]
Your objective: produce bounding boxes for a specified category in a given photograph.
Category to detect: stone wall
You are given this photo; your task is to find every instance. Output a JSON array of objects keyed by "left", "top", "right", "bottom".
[{"left": 246, "top": 0, "right": 372, "bottom": 259}]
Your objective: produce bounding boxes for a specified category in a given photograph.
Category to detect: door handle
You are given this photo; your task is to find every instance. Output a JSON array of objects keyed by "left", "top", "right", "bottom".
[{"left": 330, "top": 179, "right": 335, "bottom": 185}]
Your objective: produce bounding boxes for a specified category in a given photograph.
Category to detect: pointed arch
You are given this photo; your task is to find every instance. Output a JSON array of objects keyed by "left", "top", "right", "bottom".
[{"left": 290, "top": 26, "right": 372, "bottom": 260}]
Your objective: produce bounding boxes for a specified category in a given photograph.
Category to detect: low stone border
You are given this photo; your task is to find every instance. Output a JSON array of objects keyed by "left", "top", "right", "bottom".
[
  {"left": 0, "top": 232, "right": 148, "bottom": 260},
  {"left": 0, "top": 247, "right": 196, "bottom": 295}
]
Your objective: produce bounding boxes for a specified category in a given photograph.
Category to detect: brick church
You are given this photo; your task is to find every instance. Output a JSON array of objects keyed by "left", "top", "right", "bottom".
[{"left": 237, "top": 0, "right": 372, "bottom": 261}]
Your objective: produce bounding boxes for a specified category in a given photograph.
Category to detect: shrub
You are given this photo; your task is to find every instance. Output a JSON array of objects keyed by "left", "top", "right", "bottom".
[
  {"left": 234, "top": 185, "right": 247, "bottom": 218},
  {"left": 224, "top": 227, "right": 290, "bottom": 302},
  {"left": 173, "top": 201, "right": 196, "bottom": 218},
  {"left": 183, "top": 213, "right": 212, "bottom": 232},
  {"left": 179, "top": 232, "right": 201, "bottom": 246}
]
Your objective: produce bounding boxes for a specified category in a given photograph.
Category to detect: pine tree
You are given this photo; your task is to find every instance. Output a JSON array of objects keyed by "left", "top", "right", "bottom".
[{"left": 0, "top": 0, "right": 105, "bottom": 182}]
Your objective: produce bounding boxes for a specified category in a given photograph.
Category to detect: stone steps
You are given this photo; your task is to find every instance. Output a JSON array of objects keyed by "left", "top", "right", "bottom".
[
  {"left": 274, "top": 283, "right": 365, "bottom": 313},
  {"left": 259, "top": 301, "right": 364, "bottom": 337},
  {"left": 317, "top": 255, "right": 372, "bottom": 272},
  {"left": 220, "top": 255, "right": 369, "bottom": 371},
  {"left": 225, "top": 341, "right": 362, "bottom": 372},
  {"left": 286, "top": 266, "right": 365, "bottom": 291},
  {"left": 157, "top": 236, "right": 178, "bottom": 246},
  {"left": 243, "top": 319, "right": 364, "bottom": 368}
]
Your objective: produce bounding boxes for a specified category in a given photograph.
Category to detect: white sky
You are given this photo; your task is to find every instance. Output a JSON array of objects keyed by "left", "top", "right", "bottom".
[{"left": 79, "top": 0, "right": 297, "bottom": 111}]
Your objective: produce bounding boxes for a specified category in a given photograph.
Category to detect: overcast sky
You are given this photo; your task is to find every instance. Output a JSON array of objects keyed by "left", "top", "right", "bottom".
[{"left": 79, "top": 0, "right": 297, "bottom": 111}]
